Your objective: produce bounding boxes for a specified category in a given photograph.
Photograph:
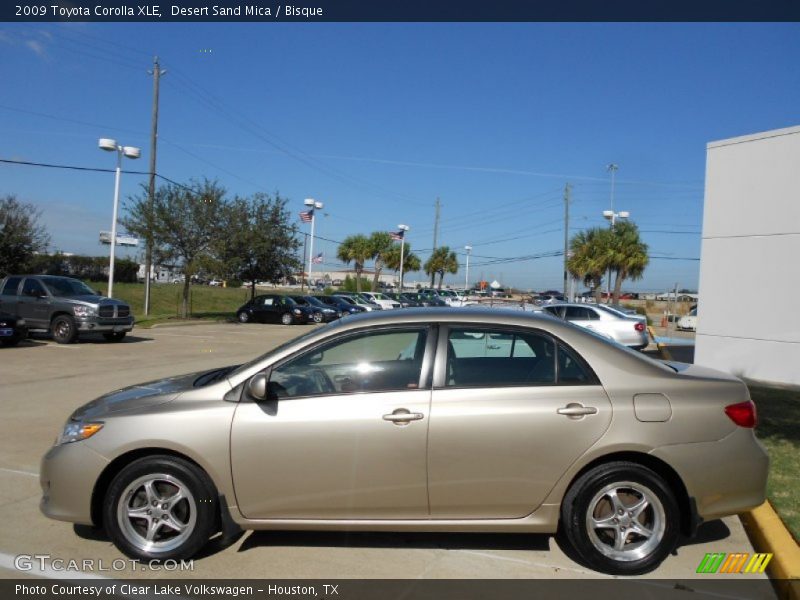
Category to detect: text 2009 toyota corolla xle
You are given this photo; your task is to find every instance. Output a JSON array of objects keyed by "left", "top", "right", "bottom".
[{"left": 40, "top": 308, "right": 768, "bottom": 575}]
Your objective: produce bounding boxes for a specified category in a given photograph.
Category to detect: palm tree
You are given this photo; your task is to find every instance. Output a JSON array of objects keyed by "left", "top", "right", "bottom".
[
  {"left": 384, "top": 243, "right": 421, "bottom": 286},
  {"left": 368, "top": 231, "right": 394, "bottom": 291},
  {"left": 567, "top": 227, "right": 614, "bottom": 303},
  {"left": 336, "top": 234, "right": 372, "bottom": 293},
  {"left": 424, "top": 246, "right": 459, "bottom": 290},
  {"left": 609, "top": 221, "right": 649, "bottom": 303}
]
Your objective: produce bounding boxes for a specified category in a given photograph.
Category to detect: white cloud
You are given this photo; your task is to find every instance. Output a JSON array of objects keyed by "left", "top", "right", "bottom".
[{"left": 25, "top": 39, "right": 46, "bottom": 58}]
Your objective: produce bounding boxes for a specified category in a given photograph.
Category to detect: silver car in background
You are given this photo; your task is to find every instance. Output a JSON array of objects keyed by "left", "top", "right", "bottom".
[
  {"left": 542, "top": 303, "right": 649, "bottom": 350},
  {"left": 40, "top": 308, "right": 767, "bottom": 576}
]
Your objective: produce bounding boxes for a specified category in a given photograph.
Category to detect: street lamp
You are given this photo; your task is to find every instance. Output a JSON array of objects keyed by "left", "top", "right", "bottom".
[
  {"left": 397, "top": 224, "right": 410, "bottom": 292},
  {"left": 602, "top": 209, "right": 630, "bottom": 227},
  {"left": 303, "top": 198, "right": 324, "bottom": 289},
  {"left": 99, "top": 138, "right": 140, "bottom": 298},
  {"left": 464, "top": 245, "right": 472, "bottom": 292}
]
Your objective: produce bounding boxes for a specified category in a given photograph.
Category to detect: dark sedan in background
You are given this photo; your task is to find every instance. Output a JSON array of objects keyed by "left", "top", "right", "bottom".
[
  {"left": 236, "top": 295, "right": 313, "bottom": 325},
  {"left": 313, "top": 295, "right": 367, "bottom": 316},
  {"left": 0, "top": 311, "right": 27, "bottom": 346},
  {"left": 290, "top": 296, "right": 340, "bottom": 323}
]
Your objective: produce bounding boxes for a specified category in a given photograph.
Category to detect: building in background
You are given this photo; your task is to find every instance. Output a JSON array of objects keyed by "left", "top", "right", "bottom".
[{"left": 695, "top": 125, "right": 800, "bottom": 386}]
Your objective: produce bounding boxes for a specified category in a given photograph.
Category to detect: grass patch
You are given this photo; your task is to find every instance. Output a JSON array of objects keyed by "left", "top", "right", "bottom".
[
  {"left": 749, "top": 385, "right": 800, "bottom": 540},
  {"left": 99, "top": 282, "right": 252, "bottom": 327}
]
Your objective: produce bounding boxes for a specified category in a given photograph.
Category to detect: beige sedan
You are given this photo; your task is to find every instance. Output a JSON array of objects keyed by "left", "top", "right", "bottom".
[{"left": 40, "top": 308, "right": 768, "bottom": 575}]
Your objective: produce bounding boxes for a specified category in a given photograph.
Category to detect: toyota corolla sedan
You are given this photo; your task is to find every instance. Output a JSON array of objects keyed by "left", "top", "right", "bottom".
[{"left": 40, "top": 308, "right": 768, "bottom": 575}]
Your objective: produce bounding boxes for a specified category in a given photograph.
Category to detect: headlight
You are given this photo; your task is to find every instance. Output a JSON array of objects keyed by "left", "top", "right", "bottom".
[
  {"left": 56, "top": 420, "right": 103, "bottom": 445},
  {"left": 73, "top": 305, "right": 95, "bottom": 318},
  {"left": 293, "top": 308, "right": 302, "bottom": 315}
]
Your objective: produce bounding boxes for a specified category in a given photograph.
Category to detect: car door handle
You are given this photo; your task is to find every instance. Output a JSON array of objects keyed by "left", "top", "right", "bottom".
[
  {"left": 382, "top": 409, "right": 424, "bottom": 425},
  {"left": 557, "top": 403, "right": 598, "bottom": 418}
]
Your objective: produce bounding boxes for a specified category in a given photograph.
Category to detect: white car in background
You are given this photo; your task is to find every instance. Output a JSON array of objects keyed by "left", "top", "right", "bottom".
[
  {"left": 359, "top": 292, "right": 401, "bottom": 310},
  {"left": 677, "top": 307, "right": 698, "bottom": 332},
  {"left": 542, "top": 303, "right": 649, "bottom": 350}
]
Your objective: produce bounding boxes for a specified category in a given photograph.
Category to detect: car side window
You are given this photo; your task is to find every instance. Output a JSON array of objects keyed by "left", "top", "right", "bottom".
[
  {"left": 21, "top": 278, "right": 46, "bottom": 297},
  {"left": 269, "top": 328, "right": 429, "bottom": 399},
  {"left": 262, "top": 297, "right": 274, "bottom": 306},
  {"left": 565, "top": 306, "right": 597, "bottom": 321},
  {"left": 558, "top": 343, "right": 593, "bottom": 384},
  {"left": 1, "top": 277, "right": 22, "bottom": 296},
  {"left": 446, "top": 328, "right": 555, "bottom": 387}
]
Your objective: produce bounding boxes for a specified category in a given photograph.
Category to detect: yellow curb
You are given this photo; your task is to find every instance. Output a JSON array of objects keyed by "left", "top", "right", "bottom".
[{"left": 741, "top": 501, "right": 800, "bottom": 598}]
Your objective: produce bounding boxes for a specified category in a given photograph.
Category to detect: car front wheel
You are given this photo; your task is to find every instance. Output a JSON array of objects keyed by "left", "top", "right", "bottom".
[
  {"left": 51, "top": 315, "right": 78, "bottom": 344},
  {"left": 237, "top": 311, "right": 250, "bottom": 323},
  {"left": 104, "top": 456, "right": 217, "bottom": 562},
  {"left": 560, "top": 462, "right": 680, "bottom": 575},
  {"left": 281, "top": 313, "right": 293, "bottom": 326}
]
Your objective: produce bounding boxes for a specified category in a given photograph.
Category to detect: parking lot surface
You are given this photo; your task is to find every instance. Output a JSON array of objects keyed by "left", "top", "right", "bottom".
[{"left": 0, "top": 322, "right": 763, "bottom": 581}]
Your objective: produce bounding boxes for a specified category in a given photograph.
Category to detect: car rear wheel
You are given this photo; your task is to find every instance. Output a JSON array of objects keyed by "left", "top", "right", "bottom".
[
  {"left": 103, "top": 332, "right": 126, "bottom": 342},
  {"left": 281, "top": 312, "right": 293, "bottom": 326},
  {"left": 312, "top": 312, "right": 323, "bottom": 323},
  {"left": 51, "top": 315, "right": 78, "bottom": 344},
  {"left": 104, "top": 456, "right": 217, "bottom": 561},
  {"left": 560, "top": 462, "right": 680, "bottom": 575},
  {"left": 237, "top": 311, "right": 250, "bottom": 323}
]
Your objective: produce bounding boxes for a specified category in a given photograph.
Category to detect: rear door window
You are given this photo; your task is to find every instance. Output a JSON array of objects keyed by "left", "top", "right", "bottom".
[{"left": 1, "top": 277, "right": 22, "bottom": 296}]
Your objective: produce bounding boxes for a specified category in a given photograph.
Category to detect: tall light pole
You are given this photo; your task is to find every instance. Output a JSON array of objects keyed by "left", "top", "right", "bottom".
[
  {"left": 602, "top": 208, "right": 630, "bottom": 301},
  {"left": 396, "top": 224, "right": 410, "bottom": 292},
  {"left": 604, "top": 163, "right": 621, "bottom": 302},
  {"left": 303, "top": 198, "right": 323, "bottom": 289},
  {"left": 99, "top": 138, "right": 140, "bottom": 298},
  {"left": 464, "top": 245, "right": 472, "bottom": 292}
]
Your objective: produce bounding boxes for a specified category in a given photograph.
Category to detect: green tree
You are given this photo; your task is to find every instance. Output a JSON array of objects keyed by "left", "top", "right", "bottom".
[
  {"left": 0, "top": 195, "right": 50, "bottom": 276},
  {"left": 608, "top": 221, "right": 649, "bottom": 304},
  {"left": 384, "top": 242, "right": 421, "bottom": 286},
  {"left": 124, "top": 179, "right": 224, "bottom": 318},
  {"left": 212, "top": 193, "right": 301, "bottom": 300},
  {"left": 567, "top": 227, "right": 614, "bottom": 303},
  {"left": 337, "top": 234, "right": 373, "bottom": 293},
  {"left": 368, "top": 231, "right": 394, "bottom": 291},
  {"left": 424, "top": 246, "right": 458, "bottom": 290}
]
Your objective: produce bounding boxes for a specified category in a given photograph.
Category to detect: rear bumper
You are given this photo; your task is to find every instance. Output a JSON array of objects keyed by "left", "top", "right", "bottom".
[{"left": 650, "top": 427, "right": 769, "bottom": 520}]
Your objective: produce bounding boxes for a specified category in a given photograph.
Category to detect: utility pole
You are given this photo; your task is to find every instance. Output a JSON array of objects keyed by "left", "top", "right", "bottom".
[
  {"left": 144, "top": 56, "right": 166, "bottom": 316},
  {"left": 605, "top": 163, "right": 619, "bottom": 302},
  {"left": 563, "top": 183, "right": 571, "bottom": 297},
  {"left": 430, "top": 197, "right": 440, "bottom": 287}
]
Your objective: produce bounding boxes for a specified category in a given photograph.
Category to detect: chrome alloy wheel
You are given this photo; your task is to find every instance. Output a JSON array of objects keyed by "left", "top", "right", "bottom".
[
  {"left": 585, "top": 481, "right": 665, "bottom": 562},
  {"left": 116, "top": 474, "right": 197, "bottom": 554}
]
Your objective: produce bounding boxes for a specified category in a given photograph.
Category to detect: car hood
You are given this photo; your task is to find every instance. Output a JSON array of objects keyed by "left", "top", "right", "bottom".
[
  {"left": 70, "top": 369, "right": 211, "bottom": 420},
  {"left": 58, "top": 295, "right": 128, "bottom": 306}
]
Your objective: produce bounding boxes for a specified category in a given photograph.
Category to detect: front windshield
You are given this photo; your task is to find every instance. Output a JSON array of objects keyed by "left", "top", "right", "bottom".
[
  {"left": 43, "top": 278, "right": 96, "bottom": 297},
  {"left": 229, "top": 320, "right": 341, "bottom": 378},
  {"left": 304, "top": 296, "right": 327, "bottom": 308}
]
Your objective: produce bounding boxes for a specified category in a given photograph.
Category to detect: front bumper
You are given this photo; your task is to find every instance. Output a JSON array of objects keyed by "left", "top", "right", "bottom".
[
  {"left": 40, "top": 441, "right": 109, "bottom": 525},
  {"left": 76, "top": 316, "right": 135, "bottom": 333}
]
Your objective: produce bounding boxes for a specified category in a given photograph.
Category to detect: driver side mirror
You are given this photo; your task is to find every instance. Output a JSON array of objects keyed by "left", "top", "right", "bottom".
[{"left": 246, "top": 372, "right": 268, "bottom": 401}]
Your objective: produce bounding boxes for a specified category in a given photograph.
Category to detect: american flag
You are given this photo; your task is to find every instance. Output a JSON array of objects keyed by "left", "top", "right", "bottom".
[
  {"left": 390, "top": 230, "right": 405, "bottom": 241},
  {"left": 312, "top": 252, "right": 323, "bottom": 264},
  {"left": 299, "top": 209, "right": 314, "bottom": 223}
]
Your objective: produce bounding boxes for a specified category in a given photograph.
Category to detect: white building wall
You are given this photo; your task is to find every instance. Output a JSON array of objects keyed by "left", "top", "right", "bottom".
[{"left": 695, "top": 125, "right": 800, "bottom": 386}]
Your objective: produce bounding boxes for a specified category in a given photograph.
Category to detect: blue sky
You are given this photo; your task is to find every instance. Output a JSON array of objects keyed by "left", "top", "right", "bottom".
[{"left": 1, "top": 23, "right": 799, "bottom": 291}]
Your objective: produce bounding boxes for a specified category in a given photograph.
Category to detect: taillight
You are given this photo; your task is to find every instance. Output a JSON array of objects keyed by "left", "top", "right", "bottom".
[
  {"left": 725, "top": 401, "right": 757, "bottom": 428},
  {"left": 634, "top": 322, "right": 645, "bottom": 332}
]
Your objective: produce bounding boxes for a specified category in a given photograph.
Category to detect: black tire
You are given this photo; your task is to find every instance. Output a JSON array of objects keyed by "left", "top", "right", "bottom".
[
  {"left": 559, "top": 461, "right": 680, "bottom": 575},
  {"left": 51, "top": 315, "right": 78, "bottom": 344},
  {"left": 103, "top": 455, "right": 217, "bottom": 562},
  {"left": 103, "top": 332, "right": 126, "bottom": 342},
  {"left": 280, "top": 312, "right": 293, "bottom": 326},
  {"left": 237, "top": 311, "right": 250, "bottom": 323}
]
